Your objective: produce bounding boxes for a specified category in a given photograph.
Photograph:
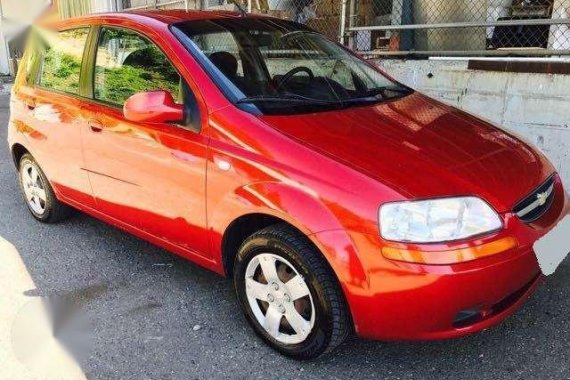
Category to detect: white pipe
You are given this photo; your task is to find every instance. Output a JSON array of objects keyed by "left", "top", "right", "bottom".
[
  {"left": 347, "top": 0, "right": 356, "bottom": 49},
  {"left": 429, "top": 56, "right": 570, "bottom": 62},
  {"left": 339, "top": 0, "right": 347, "bottom": 44},
  {"left": 350, "top": 18, "right": 570, "bottom": 32}
]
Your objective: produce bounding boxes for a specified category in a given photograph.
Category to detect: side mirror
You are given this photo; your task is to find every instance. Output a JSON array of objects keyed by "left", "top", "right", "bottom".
[{"left": 123, "top": 90, "right": 184, "bottom": 124}]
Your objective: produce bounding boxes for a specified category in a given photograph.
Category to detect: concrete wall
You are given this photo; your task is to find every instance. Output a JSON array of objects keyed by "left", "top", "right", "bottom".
[{"left": 376, "top": 58, "right": 570, "bottom": 187}]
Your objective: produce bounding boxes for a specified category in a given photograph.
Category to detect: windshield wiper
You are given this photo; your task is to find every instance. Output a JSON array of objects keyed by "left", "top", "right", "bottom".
[
  {"left": 236, "top": 94, "right": 334, "bottom": 105},
  {"left": 236, "top": 86, "right": 413, "bottom": 110},
  {"left": 337, "top": 85, "right": 412, "bottom": 106},
  {"left": 363, "top": 85, "right": 413, "bottom": 98}
]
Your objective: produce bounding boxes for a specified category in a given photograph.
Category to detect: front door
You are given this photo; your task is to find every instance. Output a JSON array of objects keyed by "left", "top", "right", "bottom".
[{"left": 81, "top": 26, "right": 211, "bottom": 258}]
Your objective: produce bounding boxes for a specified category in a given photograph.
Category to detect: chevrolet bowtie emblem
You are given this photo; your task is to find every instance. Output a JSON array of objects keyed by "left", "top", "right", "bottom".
[{"left": 536, "top": 191, "right": 549, "bottom": 206}]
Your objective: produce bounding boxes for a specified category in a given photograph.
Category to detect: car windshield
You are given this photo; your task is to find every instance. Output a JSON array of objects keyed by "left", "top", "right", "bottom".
[{"left": 172, "top": 18, "right": 412, "bottom": 115}]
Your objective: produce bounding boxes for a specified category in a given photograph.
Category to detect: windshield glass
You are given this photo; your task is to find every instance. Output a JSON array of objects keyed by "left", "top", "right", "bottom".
[{"left": 172, "top": 18, "right": 412, "bottom": 115}]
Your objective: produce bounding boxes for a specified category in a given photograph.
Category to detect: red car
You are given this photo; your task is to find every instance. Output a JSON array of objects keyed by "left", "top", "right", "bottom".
[{"left": 8, "top": 10, "right": 570, "bottom": 359}]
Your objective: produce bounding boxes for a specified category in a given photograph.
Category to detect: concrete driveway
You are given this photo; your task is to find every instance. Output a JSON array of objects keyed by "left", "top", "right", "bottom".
[{"left": 0, "top": 93, "right": 569, "bottom": 380}]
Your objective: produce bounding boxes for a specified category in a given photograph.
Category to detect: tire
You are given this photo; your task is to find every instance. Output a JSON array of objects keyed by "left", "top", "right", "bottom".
[
  {"left": 234, "top": 223, "right": 351, "bottom": 359},
  {"left": 18, "top": 153, "right": 73, "bottom": 223}
]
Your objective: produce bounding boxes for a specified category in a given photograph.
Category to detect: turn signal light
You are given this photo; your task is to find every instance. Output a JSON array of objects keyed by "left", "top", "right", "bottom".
[{"left": 382, "top": 237, "right": 518, "bottom": 265}]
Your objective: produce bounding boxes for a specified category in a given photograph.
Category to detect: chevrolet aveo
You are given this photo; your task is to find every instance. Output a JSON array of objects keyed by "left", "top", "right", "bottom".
[{"left": 8, "top": 10, "right": 570, "bottom": 359}]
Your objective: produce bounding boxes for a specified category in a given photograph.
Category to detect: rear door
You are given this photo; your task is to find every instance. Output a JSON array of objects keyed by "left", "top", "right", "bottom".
[
  {"left": 13, "top": 27, "right": 95, "bottom": 207},
  {"left": 80, "top": 25, "right": 211, "bottom": 258}
]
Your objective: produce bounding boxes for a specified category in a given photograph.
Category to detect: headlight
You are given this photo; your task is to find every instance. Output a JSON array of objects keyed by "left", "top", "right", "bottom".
[{"left": 379, "top": 197, "right": 502, "bottom": 243}]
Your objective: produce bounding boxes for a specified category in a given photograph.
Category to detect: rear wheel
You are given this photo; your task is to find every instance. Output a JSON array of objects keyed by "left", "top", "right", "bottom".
[
  {"left": 234, "top": 224, "right": 351, "bottom": 359},
  {"left": 18, "top": 154, "right": 73, "bottom": 223}
]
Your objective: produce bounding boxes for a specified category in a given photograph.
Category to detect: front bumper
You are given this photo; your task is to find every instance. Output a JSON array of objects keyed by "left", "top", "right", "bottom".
[
  {"left": 347, "top": 244, "right": 543, "bottom": 341},
  {"left": 315, "top": 179, "right": 569, "bottom": 341}
]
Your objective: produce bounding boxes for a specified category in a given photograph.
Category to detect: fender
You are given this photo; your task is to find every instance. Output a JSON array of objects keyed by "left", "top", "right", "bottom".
[
  {"left": 9, "top": 124, "right": 63, "bottom": 200},
  {"left": 8, "top": 124, "right": 36, "bottom": 167},
  {"left": 8, "top": 86, "right": 49, "bottom": 174},
  {"left": 208, "top": 180, "right": 369, "bottom": 292}
]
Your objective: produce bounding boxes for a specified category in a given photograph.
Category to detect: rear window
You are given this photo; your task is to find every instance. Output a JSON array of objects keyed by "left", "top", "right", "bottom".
[{"left": 36, "top": 28, "right": 90, "bottom": 94}]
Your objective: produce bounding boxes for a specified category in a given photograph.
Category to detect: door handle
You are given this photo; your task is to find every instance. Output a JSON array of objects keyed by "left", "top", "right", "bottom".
[{"left": 88, "top": 121, "right": 103, "bottom": 133}]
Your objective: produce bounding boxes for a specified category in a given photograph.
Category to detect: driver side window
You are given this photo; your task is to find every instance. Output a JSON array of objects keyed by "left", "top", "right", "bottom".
[{"left": 94, "top": 27, "right": 182, "bottom": 106}]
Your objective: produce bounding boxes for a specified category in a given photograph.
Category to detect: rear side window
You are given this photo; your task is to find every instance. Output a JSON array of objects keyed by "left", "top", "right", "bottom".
[
  {"left": 94, "top": 27, "right": 181, "bottom": 106},
  {"left": 38, "top": 28, "right": 90, "bottom": 94}
]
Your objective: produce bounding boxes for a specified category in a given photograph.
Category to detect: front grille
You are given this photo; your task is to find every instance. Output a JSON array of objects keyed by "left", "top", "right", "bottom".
[{"left": 512, "top": 175, "right": 556, "bottom": 223}]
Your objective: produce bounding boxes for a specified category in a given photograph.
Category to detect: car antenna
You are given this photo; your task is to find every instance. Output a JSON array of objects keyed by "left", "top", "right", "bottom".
[{"left": 229, "top": 0, "right": 248, "bottom": 16}]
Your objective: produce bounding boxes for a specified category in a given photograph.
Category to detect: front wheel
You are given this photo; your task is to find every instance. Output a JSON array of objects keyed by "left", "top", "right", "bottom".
[{"left": 233, "top": 224, "right": 351, "bottom": 359}]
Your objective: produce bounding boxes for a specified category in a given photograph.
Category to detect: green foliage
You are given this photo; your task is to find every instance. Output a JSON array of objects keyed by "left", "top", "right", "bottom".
[
  {"left": 95, "top": 64, "right": 179, "bottom": 106},
  {"left": 36, "top": 27, "right": 90, "bottom": 94},
  {"left": 36, "top": 25, "right": 180, "bottom": 103},
  {"left": 41, "top": 51, "right": 81, "bottom": 93},
  {"left": 94, "top": 28, "right": 181, "bottom": 105},
  {"left": 54, "top": 54, "right": 81, "bottom": 78}
]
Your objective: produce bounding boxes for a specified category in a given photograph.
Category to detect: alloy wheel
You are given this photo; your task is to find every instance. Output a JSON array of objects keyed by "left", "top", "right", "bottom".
[
  {"left": 21, "top": 163, "right": 48, "bottom": 215},
  {"left": 244, "top": 253, "right": 315, "bottom": 344}
]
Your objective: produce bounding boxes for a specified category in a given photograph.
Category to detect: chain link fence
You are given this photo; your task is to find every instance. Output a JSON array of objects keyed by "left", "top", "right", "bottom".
[
  {"left": 349, "top": 0, "right": 570, "bottom": 57},
  {"left": 120, "top": 0, "right": 570, "bottom": 57}
]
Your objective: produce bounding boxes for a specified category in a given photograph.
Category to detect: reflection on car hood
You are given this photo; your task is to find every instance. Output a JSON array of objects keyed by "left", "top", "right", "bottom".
[{"left": 259, "top": 92, "right": 555, "bottom": 212}]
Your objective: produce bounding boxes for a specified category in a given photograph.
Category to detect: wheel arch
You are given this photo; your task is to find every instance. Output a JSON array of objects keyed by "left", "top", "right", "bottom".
[
  {"left": 216, "top": 181, "right": 344, "bottom": 276},
  {"left": 220, "top": 212, "right": 359, "bottom": 336},
  {"left": 213, "top": 181, "right": 369, "bottom": 326},
  {"left": 221, "top": 212, "right": 297, "bottom": 277},
  {"left": 11, "top": 143, "right": 30, "bottom": 169},
  {"left": 215, "top": 180, "right": 367, "bottom": 276}
]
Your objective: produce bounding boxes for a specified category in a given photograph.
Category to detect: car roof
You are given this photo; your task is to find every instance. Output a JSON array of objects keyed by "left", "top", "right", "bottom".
[
  {"left": 119, "top": 9, "right": 248, "bottom": 23},
  {"left": 43, "top": 9, "right": 274, "bottom": 29}
]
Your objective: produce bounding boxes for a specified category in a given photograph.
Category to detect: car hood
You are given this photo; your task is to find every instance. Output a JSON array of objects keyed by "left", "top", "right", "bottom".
[{"left": 258, "top": 93, "right": 554, "bottom": 212}]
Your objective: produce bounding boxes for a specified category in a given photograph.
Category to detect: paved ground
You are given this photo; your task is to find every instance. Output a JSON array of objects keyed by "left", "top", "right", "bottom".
[{"left": 0, "top": 92, "right": 569, "bottom": 380}]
